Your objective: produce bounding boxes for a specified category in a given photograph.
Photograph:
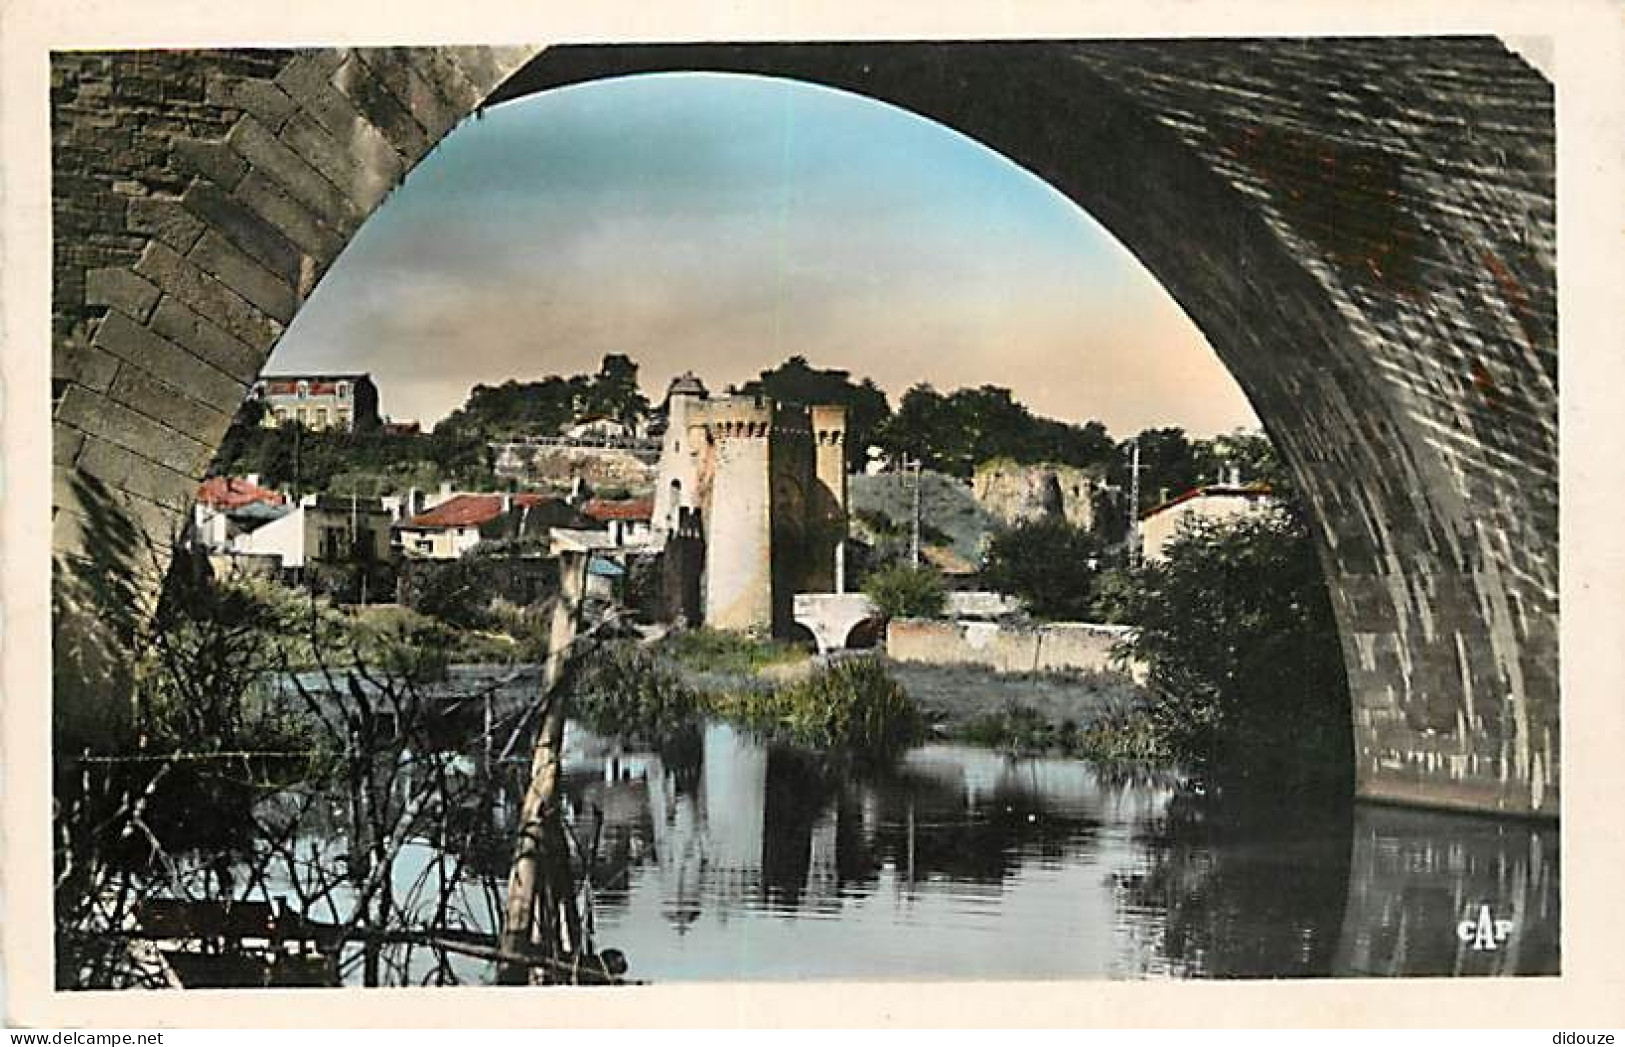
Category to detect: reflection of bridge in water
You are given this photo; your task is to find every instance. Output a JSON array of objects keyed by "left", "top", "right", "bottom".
[{"left": 559, "top": 723, "right": 1558, "bottom": 980}]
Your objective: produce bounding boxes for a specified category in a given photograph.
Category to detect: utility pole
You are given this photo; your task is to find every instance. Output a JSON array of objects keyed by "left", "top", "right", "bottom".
[
  {"left": 909, "top": 456, "right": 923, "bottom": 569},
  {"left": 352, "top": 485, "right": 367, "bottom": 607},
  {"left": 1126, "top": 439, "right": 1144, "bottom": 568}
]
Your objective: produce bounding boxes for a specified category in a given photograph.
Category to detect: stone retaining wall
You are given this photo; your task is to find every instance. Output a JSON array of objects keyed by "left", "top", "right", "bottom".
[{"left": 887, "top": 618, "right": 1142, "bottom": 679}]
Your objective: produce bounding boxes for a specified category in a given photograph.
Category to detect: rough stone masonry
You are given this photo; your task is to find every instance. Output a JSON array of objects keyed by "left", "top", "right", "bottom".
[{"left": 50, "top": 40, "right": 1558, "bottom": 816}]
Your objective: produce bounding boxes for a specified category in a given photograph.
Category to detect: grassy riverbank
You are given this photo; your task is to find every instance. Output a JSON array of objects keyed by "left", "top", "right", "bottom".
[
  {"left": 883, "top": 660, "right": 1162, "bottom": 760},
  {"left": 623, "top": 626, "right": 1163, "bottom": 763},
  {"left": 575, "top": 635, "right": 920, "bottom": 756}
]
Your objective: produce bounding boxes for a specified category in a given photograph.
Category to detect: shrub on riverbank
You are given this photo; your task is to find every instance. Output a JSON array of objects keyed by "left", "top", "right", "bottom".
[
  {"left": 952, "top": 691, "right": 1163, "bottom": 761},
  {"left": 708, "top": 657, "right": 922, "bottom": 754},
  {"left": 863, "top": 563, "right": 947, "bottom": 620},
  {"left": 578, "top": 640, "right": 921, "bottom": 757},
  {"left": 1119, "top": 508, "right": 1351, "bottom": 796},
  {"left": 573, "top": 642, "right": 701, "bottom": 747}
]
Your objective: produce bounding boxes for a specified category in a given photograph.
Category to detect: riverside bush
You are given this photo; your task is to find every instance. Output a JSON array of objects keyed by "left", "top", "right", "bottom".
[
  {"left": 1120, "top": 507, "right": 1351, "bottom": 795},
  {"left": 708, "top": 658, "right": 922, "bottom": 755},
  {"left": 862, "top": 563, "right": 947, "bottom": 620}
]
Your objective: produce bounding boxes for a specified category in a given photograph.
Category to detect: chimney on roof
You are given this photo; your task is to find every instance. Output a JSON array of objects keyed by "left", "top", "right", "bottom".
[
  {"left": 501, "top": 492, "right": 513, "bottom": 514},
  {"left": 1228, "top": 464, "right": 1243, "bottom": 487},
  {"left": 245, "top": 473, "right": 260, "bottom": 488}
]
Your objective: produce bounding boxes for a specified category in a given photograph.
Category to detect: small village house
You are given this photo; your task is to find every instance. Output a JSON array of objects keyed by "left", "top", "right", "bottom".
[
  {"left": 253, "top": 373, "right": 380, "bottom": 432},
  {"left": 1138, "top": 479, "right": 1277, "bottom": 563},
  {"left": 580, "top": 497, "right": 655, "bottom": 547},
  {"left": 396, "top": 492, "right": 586, "bottom": 560},
  {"left": 191, "top": 474, "right": 289, "bottom": 553},
  {"left": 230, "top": 492, "right": 393, "bottom": 573}
]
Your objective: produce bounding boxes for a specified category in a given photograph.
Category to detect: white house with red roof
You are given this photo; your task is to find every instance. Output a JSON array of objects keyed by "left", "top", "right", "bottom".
[
  {"left": 579, "top": 497, "right": 655, "bottom": 547},
  {"left": 396, "top": 492, "right": 588, "bottom": 560},
  {"left": 1138, "top": 481, "right": 1278, "bottom": 563},
  {"left": 192, "top": 474, "right": 289, "bottom": 551}
]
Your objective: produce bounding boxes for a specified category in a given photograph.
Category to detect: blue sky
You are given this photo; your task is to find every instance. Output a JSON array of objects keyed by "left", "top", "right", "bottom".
[{"left": 269, "top": 71, "right": 1258, "bottom": 436}]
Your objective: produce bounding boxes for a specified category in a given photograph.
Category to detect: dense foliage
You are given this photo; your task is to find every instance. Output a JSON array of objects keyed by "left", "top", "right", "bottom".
[
  {"left": 1121, "top": 506, "right": 1351, "bottom": 796},
  {"left": 437, "top": 354, "right": 650, "bottom": 437},
  {"left": 662, "top": 627, "right": 805, "bottom": 676},
  {"left": 876, "top": 383, "right": 1115, "bottom": 479},
  {"left": 213, "top": 419, "right": 491, "bottom": 497},
  {"left": 708, "top": 658, "right": 923, "bottom": 756},
  {"left": 862, "top": 563, "right": 947, "bottom": 620},
  {"left": 578, "top": 639, "right": 921, "bottom": 757},
  {"left": 1106, "top": 427, "right": 1286, "bottom": 513},
  {"left": 981, "top": 517, "right": 1110, "bottom": 620},
  {"left": 735, "top": 355, "right": 891, "bottom": 470}
]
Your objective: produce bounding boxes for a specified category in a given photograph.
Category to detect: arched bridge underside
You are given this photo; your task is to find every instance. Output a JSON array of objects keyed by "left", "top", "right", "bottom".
[{"left": 49, "top": 41, "right": 1557, "bottom": 816}]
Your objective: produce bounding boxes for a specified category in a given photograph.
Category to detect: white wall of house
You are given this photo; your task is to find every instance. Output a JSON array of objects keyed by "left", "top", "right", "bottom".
[
  {"left": 233, "top": 505, "right": 392, "bottom": 567},
  {"left": 193, "top": 504, "right": 232, "bottom": 551},
  {"left": 397, "top": 524, "right": 483, "bottom": 560},
  {"left": 234, "top": 507, "right": 309, "bottom": 567},
  {"left": 1141, "top": 491, "right": 1276, "bottom": 563}
]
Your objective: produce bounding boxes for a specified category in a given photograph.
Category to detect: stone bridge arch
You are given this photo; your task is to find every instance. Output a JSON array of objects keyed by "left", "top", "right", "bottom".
[{"left": 50, "top": 39, "right": 1556, "bottom": 816}]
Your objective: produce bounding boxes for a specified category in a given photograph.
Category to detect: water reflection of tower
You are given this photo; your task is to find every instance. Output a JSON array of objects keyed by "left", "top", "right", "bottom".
[{"left": 699, "top": 722, "right": 767, "bottom": 905}]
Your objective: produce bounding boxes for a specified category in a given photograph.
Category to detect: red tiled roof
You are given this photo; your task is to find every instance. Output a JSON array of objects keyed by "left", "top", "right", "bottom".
[
  {"left": 197, "top": 476, "right": 285, "bottom": 511},
  {"left": 1140, "top": 483, "right": 1274, "bottom": 521},
  {"left": 582, "top": 497, "right": 654, "bottom": 522},
  {"left": 404, "top": 493, "right": 550, "bottom": 529}
]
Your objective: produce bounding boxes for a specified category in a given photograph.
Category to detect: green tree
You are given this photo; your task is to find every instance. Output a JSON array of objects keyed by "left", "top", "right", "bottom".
[
  {"left": 437, "top": 376, "right": 580, "bottom": 438},
  {"left": 738, "top": 355, "right": 892, "bottom": 470},
  {"left": 1110, "top": 427, "right": 1202, "bottom": 513},
  {"left": 982, "top": 517, "right": 1106, "bottom": 620},
  {"left": 1190, "top": 428, "right": 1294, "bottom": 494},
  {"left": 1122, "top": 506, "right": 1351, "bottom": 796},
  {"left": 878, "top": 384, "right": 952, "bottom": 469},
  {"left": 410, "top": 559, "right": 496, "bottom": 630},
  {"left": 862, "top": 563, "right": 947, "bottom": 620},
  {"left": 879, "top": 382, "right": 1116, "bottom": 478},
  {"left": 579, "top": 353, "right": 650, "bottom": 427}
]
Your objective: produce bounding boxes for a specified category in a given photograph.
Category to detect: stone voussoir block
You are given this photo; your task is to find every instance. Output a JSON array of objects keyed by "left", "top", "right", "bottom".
[
  {"left": 276, "top": 110, "right": 400, "bottom": 215},
  {"left": 227, "top": 115, "right": 363, "bottom": 232},
  {"left": 125, "top": 196, "right": 207, "bottom": 253},
  {"left": 99, "top": 301, "right": 256, "bottom": 400},
  {"left": 134, "top": 239, "right": 283, "bottom": 350},
  {"left": 107, "top": 363, "right": 234, "bottom": 446},
  {"left": 53, "top": 422, "right": 88, "bottom": 468},
  {"left": 205, "top": 72, "right": 297, "bottom": 131},
  {"left": 275, "top": 53, "right": 411, "bottom": 164},
  {"left": 172, "top": 135, "right": 250, "bottom": 191},
  {"left": 186, "top": 230, "right": 299, "bottom": 324},
  {"left": 329, "top": 54, "right": 433, "bottom": 162},
  {"left": 84, "top": 266, "right": 161, "bottom": 321},
  {"left": 413, "top": 49, "right": 484, "bottom": 111},
  {"left": 53, "top": 339, "right": 123, "bottom": 393},
  {"left": 57, "top": 384, "right": 211, "bottom": 480},
  {"left": 146, "top": 296, "right": 266, "bottom": 385},
  {"left": 181, "top": 178, "right": 305, "bottom": 284},
  {"left": 350, "top": 48, "right": 459, "bottom": 140},
  {"left": 228, "top": 169, "right": 346, "bottom": 263}
]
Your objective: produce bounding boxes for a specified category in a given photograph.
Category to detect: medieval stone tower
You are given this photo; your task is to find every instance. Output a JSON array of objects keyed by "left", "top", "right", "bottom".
[{"left": 652, "top": 374, "right": 847, "bottom": 635}]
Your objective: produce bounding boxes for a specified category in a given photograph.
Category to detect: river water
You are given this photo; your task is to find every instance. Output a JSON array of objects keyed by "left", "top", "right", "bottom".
[{"left": 559, "top": 722, "right": 1559, "bottom": 981}]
